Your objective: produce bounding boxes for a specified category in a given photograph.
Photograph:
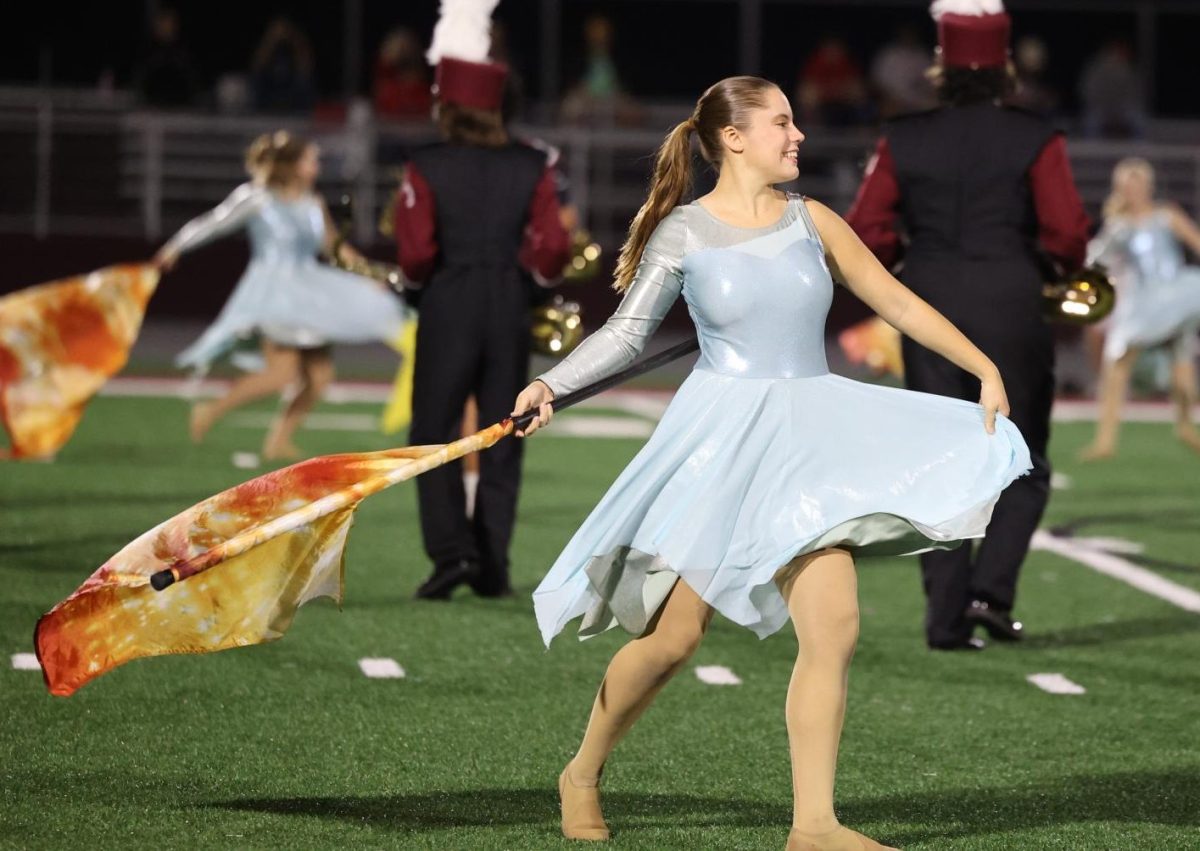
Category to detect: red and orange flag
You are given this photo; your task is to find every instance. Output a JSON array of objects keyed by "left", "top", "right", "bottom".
[
  {"left": 0, "top": 263, "right": 159, "bottom": 458},
  {"left": 35, "top": 422, "right": 511, "bottom": 696}
]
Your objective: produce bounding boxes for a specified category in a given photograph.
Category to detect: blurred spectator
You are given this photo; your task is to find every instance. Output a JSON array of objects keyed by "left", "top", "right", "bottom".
[
  {"left": 796, "top": 35, "right": 870, "bottom": 127},
  {"left": 250, "top": 17, "right": 317, "bottom": 114},
  {"left": 870, "top": 25, "right": 936, "bottom": 118},
  {"left": 1079, "top": 39, "right": 1145, "bottom": 138},
  {"left": 561, "top": 14, "right": 642, "bottom": 126},
  {"left": 373, "top": 28, "right": 433, "bottom": 119},
  {"left": 1009, "top": 36, "right": 1059, "bottom": 116},
  {"left": 135, "top": 7, "right": 201, "bottom": 108}
]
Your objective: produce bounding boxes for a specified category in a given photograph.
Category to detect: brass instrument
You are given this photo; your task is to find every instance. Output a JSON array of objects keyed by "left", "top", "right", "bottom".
[
  {"left": 564, "top": 230, "right": 603, "bottom": 282},
  {"left": 377, "top": 172, "right": 403, "bottom": 238},
  {"left": 1041, "top": 263, "right": 1116, "bottom": 326},
  {"left": 328, "top": 192, "right": 408, "bottom": 292},
  {"left": 330, "top": 250, "right": 408, "bottom": 292},
  {"left": 531, "top": 294, "right": 584, "bottom": 357}
]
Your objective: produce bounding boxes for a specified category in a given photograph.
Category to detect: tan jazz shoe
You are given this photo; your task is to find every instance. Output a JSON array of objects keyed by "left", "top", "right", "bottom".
[
  {"left": 786, "top": 825, "right": 899, "bottom": 851},
  {"left": 558, "top": 761, "right": 610, "bottom": 841}
]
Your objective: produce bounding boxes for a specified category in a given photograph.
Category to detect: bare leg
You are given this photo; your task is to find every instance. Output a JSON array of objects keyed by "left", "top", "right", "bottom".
[
  {"left": 190, "top": 341, "right": 300, "bottom": 443},
  {"left": 263, "top": 347, "right": 334, "bottom": 459},
  {"left": 780, "top": 548, "right": 894, "bottom": 851},
  {"left": 560, "top": 578, "right": 714, "bottom": 840},
  {"left": 1079, "top": 348, "right": 1138, "bottom": 461},
  {"left": 1170, "top": 355, "right": 1200, "bottom": 453}
]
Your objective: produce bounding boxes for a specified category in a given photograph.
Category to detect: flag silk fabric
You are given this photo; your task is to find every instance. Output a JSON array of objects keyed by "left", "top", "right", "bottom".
[
  {"left": 0, "top": 263, "right": 159, "bottom": 459},
  {"left": 35, "top": 422, "right": 509, "bottom": 696}
]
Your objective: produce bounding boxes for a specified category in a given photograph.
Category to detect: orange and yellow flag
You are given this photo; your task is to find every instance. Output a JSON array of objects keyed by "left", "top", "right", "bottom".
[{"left": 0, "top": 263, "right": 159, "bottom": 458}]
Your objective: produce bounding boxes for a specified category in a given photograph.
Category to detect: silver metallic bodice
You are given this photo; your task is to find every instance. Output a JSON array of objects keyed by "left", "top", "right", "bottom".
[
  {"left": 163, "top": 183, "right": 326, "bottom": 265},
  {"left": 1088, "top": 209, "right": 1185, "bottom": 290},
  {"left": 538, "top": 194, "right": 834, "bottom": 396}
]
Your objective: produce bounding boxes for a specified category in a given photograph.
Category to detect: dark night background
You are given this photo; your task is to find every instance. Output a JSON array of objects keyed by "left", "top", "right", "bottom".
[{"left": 4, "top": 2, "right": 1199, "bottom": 116}]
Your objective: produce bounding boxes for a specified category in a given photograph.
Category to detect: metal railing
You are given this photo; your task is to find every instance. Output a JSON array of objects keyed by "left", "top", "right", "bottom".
[{"left": 3, "top": 94, "right": 1200, "bottom": 251}]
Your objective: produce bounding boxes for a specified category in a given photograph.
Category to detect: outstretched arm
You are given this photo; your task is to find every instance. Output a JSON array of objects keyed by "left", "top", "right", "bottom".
[
  {"left": 513, "top": 215, "right": 686, "bottom": 436},
  {"left": 807, "top": 198, "right": 1010, "bottom": 432},
  {"left": 1165, "top": 203, "right": 1200, "bottom": 258},
  {"left": 155, "top": 183, "right": 267, "bottom": 270}
]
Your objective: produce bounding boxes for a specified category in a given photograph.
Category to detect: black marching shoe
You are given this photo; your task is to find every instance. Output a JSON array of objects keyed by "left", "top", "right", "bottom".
[
  {"left": 965, "top": 599, "right": 1023, "bottom": 641},
  {"left": 468, "top": 570, "right": 514, "bottom": 599},
  {"left": 414, "top": 559, "right": 479, "bottom": 601},
  {"left": 928, "top": 636, "right": 987, "bottom": 652}
]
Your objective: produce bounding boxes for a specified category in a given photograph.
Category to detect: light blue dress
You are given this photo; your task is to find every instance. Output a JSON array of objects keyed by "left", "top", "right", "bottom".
[
  {"left": 164, "top": 183, "right": 405, "bottom": 371},
  {"left": 1089, "top": 209, "right": 1200, "bottom": 363},
  {"left": 532, "top": 195, "right": 1032, "bottom": 645}
]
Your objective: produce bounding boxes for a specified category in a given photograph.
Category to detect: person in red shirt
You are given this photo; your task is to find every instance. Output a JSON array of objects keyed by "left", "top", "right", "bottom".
[
  {"left": 846, "top": 0, "right": 1091, "bottom": 650},
  {"left": 372, "top": 28, "right": 433, "bottom": 120},
  {"left": 394, "top": 42, "right": 569, "bottom": 601}
]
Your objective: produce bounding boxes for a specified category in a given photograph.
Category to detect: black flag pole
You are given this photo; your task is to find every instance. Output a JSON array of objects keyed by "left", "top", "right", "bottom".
[{"left": 510, "top": 337, "right": 700, "bottom": 431}]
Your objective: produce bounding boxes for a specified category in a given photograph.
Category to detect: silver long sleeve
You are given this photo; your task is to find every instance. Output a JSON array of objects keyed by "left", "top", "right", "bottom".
[
  {"left": 162, "top": 183, "right": 268, "bottom": 256},
  {"left": 536, "top": 254, "right": 683, "bottom": 397}
]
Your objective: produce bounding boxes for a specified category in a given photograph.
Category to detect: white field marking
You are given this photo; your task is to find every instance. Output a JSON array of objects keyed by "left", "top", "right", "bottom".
[
  {"left": 358, "top": 658, "right": 406, "bottom": 679},
  {"left": 695, "top": 665, "right": 742, "bottom": 686},
  {"left": 1050, "top": 399, "right": 1177, "bottom": 423},
  {"left": 11, "top": 653, "right": 41, "bottom": 671},
  {"left": 541, "top": 416, "right": 654, "bottom": 439},
  {"left": 1031, "top": 530, "right": 1200, "bottom": 613},
  {"left": 231, "top": 451, "right": 261, "bottom": 469},
  {"left": 1050, "top": 472, "right": 1073, "bottom": 491},
  {"left": 229, "top": 412, "right": 380, "bottom": 432},
  {"left": 224, "top": 411, "right": 654, "bottom": 439},
  {"left": 1026, "top": 673, "right": 1086, "bottom": 695},
  {"left": 100, "top": 377, "right": 675, "bottom": 416},
  {"left": 102, "top": 378, "right": 1182, "bottom": 423},
  {"left": 1068, "top": 536, "right": 1146, "bottom": 556}
]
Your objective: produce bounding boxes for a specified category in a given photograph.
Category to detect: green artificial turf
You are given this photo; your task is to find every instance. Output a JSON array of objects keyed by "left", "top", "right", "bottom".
[{"left": 2, "top": 396, "right": 1198, "bottom": 849}]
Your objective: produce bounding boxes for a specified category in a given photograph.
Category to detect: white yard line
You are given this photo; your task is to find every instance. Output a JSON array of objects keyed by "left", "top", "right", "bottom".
[
  {"left": 1026, "top": 673, "right": 1086, "bottom": 695},
  {"left": 10, "top": 653, "right": 41, "bottom": 671},
  {"left": 101, "top": 378, "right": 1179, "bottom": 423},
  {"left": 1050, "top": 399, "right": 1179, "bottom": 423},
  {"left": 358, "top": 657, "right": 406, "bottom": 679},
  {"left": 695, "top": 665, "right": 742, "bottom": 686},
  {"left": 1031, "top": 530, "right": 1200, "bottom": 614},
  {"left": 225, "top": 411, "right": 655, "bottom": 439}
]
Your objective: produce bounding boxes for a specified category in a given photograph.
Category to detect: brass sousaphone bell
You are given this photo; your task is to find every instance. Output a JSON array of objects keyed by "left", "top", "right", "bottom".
[{"left": 1041, "top": 263, "right": 1116, "bottom": 325}]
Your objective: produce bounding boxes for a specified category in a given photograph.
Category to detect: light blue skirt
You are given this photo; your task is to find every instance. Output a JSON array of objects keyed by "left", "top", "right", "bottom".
[
  {"left": 1104, "top": 268, "right": 1200, "bottom": 362},
  {"left": 533, "top": 368, "right": 1032, "bottom": 645},
  {"left": 177, "top": 258, "right": 405, "bottom": 371}
]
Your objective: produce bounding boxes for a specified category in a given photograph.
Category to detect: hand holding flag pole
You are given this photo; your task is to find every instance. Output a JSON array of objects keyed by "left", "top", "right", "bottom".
[{"left": 36, "top": 337, "right": 699, "bottom": 696}]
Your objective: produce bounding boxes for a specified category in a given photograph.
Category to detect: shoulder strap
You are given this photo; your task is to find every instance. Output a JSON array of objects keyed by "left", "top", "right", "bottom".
[{"left": 794, "top": 195, "right": 825, "bottom": 252}]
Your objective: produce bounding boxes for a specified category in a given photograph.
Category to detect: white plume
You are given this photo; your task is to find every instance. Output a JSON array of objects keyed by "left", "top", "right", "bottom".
[
  {"left": 930, "top": 0, "right": 1005, "bottom": 18},
  {"left": 426, "top": 0, "right": 501, "bottom": 65}
]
